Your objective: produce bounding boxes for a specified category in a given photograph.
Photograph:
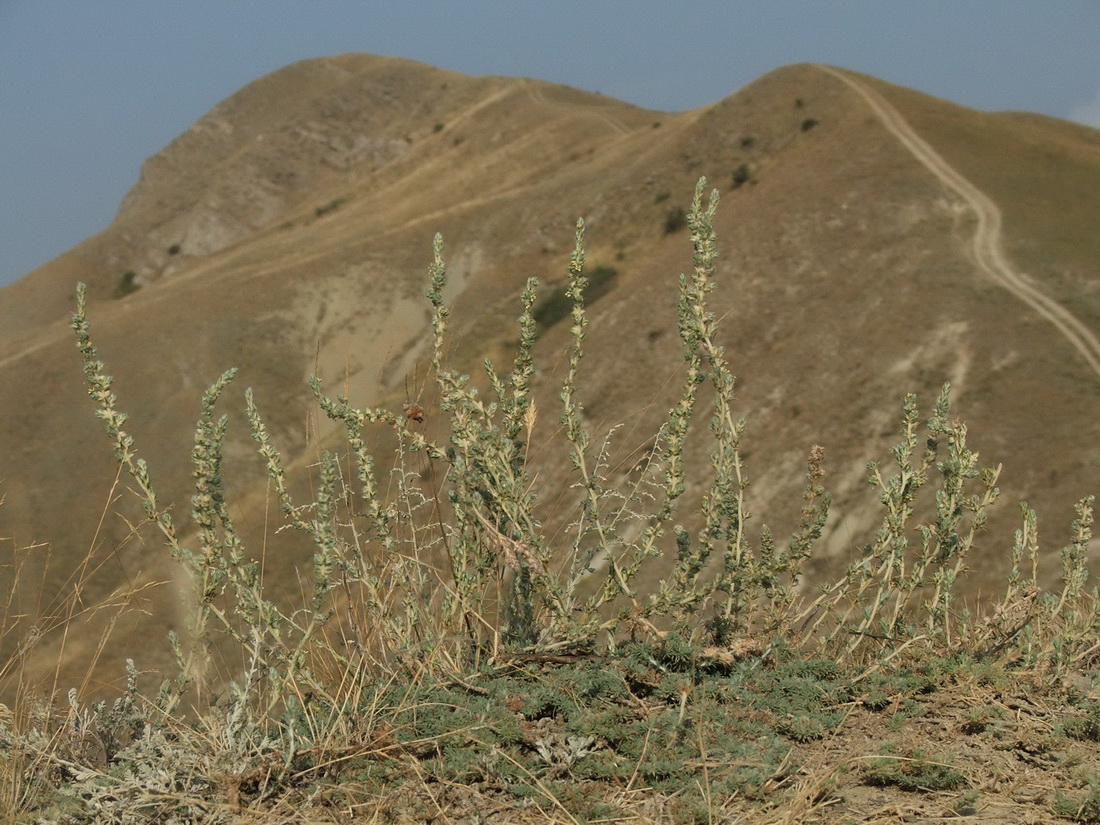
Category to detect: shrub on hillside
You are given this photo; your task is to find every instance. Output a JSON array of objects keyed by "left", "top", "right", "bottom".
[
  {"left": 532, "top": 264, "right": 618, "bottom": 331},
  {"left": 664, "top": 204, "right": 687, "bottom": 234},
  {"left": 114, "top": 270, "right": 139, "bottom": 297}
]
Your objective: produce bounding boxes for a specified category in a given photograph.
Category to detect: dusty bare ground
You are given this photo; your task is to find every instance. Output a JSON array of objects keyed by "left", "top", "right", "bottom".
[{"left": 786, "top": 675, "right": 1100, "bottom": 824}]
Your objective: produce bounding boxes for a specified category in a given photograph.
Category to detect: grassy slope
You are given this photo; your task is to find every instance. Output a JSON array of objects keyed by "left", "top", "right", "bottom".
[
  {"left": 864, "top": 72, "right": 1100, "bottom": 537},
  {"left": 1, "top": 69, "right": 1098, "bottom": 825},
  {"left": 5, "top": 174, "right": 1100, "bottom": 824}
]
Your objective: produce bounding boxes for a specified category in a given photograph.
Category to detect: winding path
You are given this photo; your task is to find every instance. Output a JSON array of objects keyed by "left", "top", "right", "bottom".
[
  {"left": 526, "top": 80, "right": 634, "bottom": 136},
  {"left": 817, "top": 65, "right": 1100, "bottom": 383}
]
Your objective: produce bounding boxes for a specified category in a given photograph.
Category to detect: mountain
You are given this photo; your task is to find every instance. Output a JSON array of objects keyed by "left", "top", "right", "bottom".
[{"left": 1, "top": 55, "right": 1098, "bottom": 693}]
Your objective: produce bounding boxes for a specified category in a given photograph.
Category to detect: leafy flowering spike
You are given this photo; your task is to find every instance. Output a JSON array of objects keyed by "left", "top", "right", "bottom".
[{"left": 427, "top": 232, "right": 447, "bottom": 308}]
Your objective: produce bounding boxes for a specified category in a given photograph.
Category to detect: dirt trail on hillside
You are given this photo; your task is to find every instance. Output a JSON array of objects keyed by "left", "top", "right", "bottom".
[
  {"left": 525, "top": 81, "right": 634, "bottom": 136},
  {"left": 0, "top": 333, "right": 57, "bottom": 371},
  {"left": 817, "top": 65, "right": 1100, "bottom": 383}
]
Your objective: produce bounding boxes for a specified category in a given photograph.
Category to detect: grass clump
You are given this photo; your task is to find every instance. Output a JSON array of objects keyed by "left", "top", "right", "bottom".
[
  {"left": 863, "top": 746, "right": 967, "bottom": 792},
  {"left": 1060, "top": 702, "right": 1100, "bottom": 742},
  {"left": 1055, "top": 775, "right": 1100, "bottom": 823}
]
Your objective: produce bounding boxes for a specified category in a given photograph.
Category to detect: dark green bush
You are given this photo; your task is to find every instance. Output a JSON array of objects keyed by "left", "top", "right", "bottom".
[
  {"left": 315, "top": 197, "right": 347, "bottom": 217},
  {"left": 114, "top": 270, "right": 139, "bottom": 298},
  {"left": 664, "top": 205, "right": 688, "bottom": 234},
  {"left": 532, "top": 264, "right": 618, "bottom": 331}
]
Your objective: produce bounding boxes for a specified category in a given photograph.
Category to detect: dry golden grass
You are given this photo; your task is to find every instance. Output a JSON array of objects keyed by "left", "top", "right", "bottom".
[
  {"left": 4, "top": 179, "right": 1099, "bottom": 824},
  {"left": 0, "top": 68, "right": 1097, "bottom": 825}
]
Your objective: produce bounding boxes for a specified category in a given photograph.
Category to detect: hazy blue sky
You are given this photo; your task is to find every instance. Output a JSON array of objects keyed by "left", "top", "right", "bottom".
[{"left": 2, "top": 1, "right": 1098, "bottom": 288}]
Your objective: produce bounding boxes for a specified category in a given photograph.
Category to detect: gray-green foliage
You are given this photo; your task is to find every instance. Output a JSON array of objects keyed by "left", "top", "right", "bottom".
[
  {"left": 864, "top": 746, "right": 967, "bottom": 792},
  {"left": 9, "top": 174, "right": 1090, "bottom": 825},
  {"left": 32, "top": 653, "right": 283, "bottom": 825},
  {"left": 70, "top": 177, "right": 1099, "bottom": 707},
  {"left": 1054, "top": 774, "right": 1100, "bottom": 823}
]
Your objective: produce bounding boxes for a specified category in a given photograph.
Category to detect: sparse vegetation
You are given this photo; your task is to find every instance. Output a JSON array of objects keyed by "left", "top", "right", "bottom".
[
  {"left": 801, "top": 117, "right": 819, "bottom": 132},
  {"left": 1060, "top": 702, "right": 1100, "bottom": 742},
  {"left": 1055, "top": 775, "right": 1100, "bottom": 823},
  {"left": 3, "top": 178, "right": 1098, "bottom": 822},
  {"left": 731, "top": 163, "right": 752, "bottom": 189}
]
